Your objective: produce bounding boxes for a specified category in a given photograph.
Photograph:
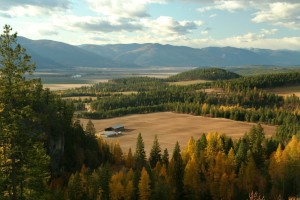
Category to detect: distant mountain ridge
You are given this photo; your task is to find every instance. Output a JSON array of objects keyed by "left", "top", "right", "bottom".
[
  {"left": 18, "top": 36, "right": 300, "bottom": 70},
  {"left": 18, "top": 37, "right": 132, "bottom": 69}
]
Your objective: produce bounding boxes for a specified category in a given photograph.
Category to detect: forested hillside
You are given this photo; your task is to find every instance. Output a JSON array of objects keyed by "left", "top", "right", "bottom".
[{"left": 168, "top": 68, "right": 241, "bottom": 81}]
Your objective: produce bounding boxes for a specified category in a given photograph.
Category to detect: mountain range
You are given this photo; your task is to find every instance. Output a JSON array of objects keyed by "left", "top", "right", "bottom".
[{"left": 18, "top": 36, "right": 300, "bottom": 70}]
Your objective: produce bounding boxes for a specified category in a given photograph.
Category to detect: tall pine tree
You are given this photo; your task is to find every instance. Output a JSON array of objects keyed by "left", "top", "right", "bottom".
[
  {"left": 169, "top": 141, "right": 184, "bottom": 200},
  {"left": 0, "top": 25, "right": 50, "bottom": 200},
  {"left": 135, "top": 133, "right": 146, "bottom": 168},
  {"left": 149, "top": 135, "right": 162, "bottom": 168}
]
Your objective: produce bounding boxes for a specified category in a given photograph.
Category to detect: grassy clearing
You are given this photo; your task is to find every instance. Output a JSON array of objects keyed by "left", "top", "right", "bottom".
[
  {"left": 80, "top": 112, "right": 276, "bottom": 155},
  {"left": 266, "top": 85, "right": 300, "bottom": 97},
  {"left": 44, "top": 84, "right": 92, "bottom": 91},
  {"left": 168, "top": 80, "right": 212, "bottom": 86}
]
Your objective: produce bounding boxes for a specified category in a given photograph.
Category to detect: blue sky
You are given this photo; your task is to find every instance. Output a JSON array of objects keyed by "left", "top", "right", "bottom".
[{"left": 0, "top": 0, "right": 300, "bottom": 50}]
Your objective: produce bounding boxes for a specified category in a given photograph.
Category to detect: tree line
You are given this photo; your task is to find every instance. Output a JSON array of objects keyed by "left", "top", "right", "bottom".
[{"left": 61, "top": 125, "right": 300, "bottom": 200}]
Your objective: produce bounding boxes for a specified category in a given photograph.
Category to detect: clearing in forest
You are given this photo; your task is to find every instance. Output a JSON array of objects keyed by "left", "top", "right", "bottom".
[
  {"left": 80, "top": 112, "right": 276, "bottom": 155},
  {"left": 266, "top": 85, "right": 300, "bottom": 97}
]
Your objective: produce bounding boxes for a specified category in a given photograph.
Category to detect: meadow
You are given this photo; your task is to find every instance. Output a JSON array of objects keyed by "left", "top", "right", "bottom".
[
  {"left": 266, "top": 85, "right": 300, "bottom": 97},
  {"left": 80, "top": 112, "right": 276, "bottom": 155}
]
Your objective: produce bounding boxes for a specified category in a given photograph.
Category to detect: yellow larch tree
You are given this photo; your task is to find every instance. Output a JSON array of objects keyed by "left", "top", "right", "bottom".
[
  {"left": 138, "top": 167, "right": 151, "bottom": 200},
  {"left": 109, "top": 171, "right": 125, "bottom": 200}
]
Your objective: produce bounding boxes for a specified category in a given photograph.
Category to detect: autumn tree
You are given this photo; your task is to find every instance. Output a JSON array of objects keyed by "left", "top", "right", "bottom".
[
  {"left": 85, "top": 119, "right": 96, "bottom": 136},
  {"left": 124, "top": 168, "right": 135, "bottom": 200},
  {"left": 112, "top": 142, "right": 123, "bottom": 165},
  {"left": 109, "top": 171, "right": 125, "bottom": 200},
  {"left": 138, "top": 167, "right": 151, "bottom": 200},
  {"left": 124, "top": 180, "right": 135, "bottom": 200},
  {"left": 67, "top": 172, "right": 85, "bottom": 200},
  {"left": 0, "top": 25, "right": 50, "bottom": 199},
  {"left": 183, "top": 154, "right": 202, "bottom": 199},
  {"left": 125, "top": 148, "right": 135, "bottom": 168}
]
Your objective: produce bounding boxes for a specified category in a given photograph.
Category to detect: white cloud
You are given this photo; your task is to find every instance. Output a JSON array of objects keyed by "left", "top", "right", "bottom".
[
  {"left": 226, "top": 29, "right": 278, "bottom": 43},
  {"left": 0, "top": 0, "right": 70, "bottom": 17},
  {"left": 54, "top": 15, "right": 144, "bottom": 33},
  {"left": 201, "top": 30, "right": 209, "bottom": 35},
  {"left": 196, "top": 1, "right": 300, "bottom": 30},
  {"left": 209, "top": 14, "right": 217, "bottom": 18},
  {"left": 198, "top": 0, "right": 248, "bottom": 12},
  {"left": 72, "top": 16, "right": 202, "bottom": 45},
  {"left": 0, "top": 0, "right": 70, "bottom": 10},
  {"left": 85, "top": 0, "right": 167, "bottom": 19},
  {"left": 261, "top": 28, "right": 278, "bottom": 35},
  {"left": 142, "top": 16, "right": 203, "bottom": 36},
  {"left": 215, "top": 1, "right": 246, "bottom": 12},
  {"left": 252, "top": 2, "right": 300, "bottom": 29},
  {"left": 177, "top": 36, "right": 300, "bottom": 51},
  {"left": 0, "top": 6, "right": 50, "bottom": 17}
]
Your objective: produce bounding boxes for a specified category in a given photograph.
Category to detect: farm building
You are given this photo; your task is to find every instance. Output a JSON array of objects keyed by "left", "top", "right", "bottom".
[
  {"left": 104, "top": 124, "right": 125, "bottom": 132},
  {"left": 102, "top": 131, "right": 121, "bottom": 137}
]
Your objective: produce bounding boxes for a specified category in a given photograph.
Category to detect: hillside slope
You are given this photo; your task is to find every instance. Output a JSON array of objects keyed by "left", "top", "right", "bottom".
[{"left": 81, "top": 43, "right": 300, "bottom": 67}]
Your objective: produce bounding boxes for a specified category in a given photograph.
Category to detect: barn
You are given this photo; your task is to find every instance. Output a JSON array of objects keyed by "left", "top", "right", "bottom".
[{"left": 104, "top": 125, "right": 125, "bottom": 132}]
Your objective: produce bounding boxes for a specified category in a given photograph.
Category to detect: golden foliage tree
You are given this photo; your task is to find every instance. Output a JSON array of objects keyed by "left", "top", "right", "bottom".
[{"left": 138, "top": 167, "right": 151, "bottom": 200}]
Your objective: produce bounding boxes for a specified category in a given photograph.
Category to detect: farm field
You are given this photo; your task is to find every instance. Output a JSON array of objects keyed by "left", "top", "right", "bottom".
[
  {"left": 80, "top": 112, "right": 276, "bottom": 155},
  {"left": 44, "top": 84, "right": 92, "bottom": 91},
  {"left": 266, "top": 85, "right": 300, "bottom": 97}
]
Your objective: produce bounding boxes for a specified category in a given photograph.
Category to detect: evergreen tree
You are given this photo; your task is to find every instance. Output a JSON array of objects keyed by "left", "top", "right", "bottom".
[
  {"left": 0, "top": 25, "right": 50, "bottom": 199},
  {"left": 169, "top": 142, "right": 184, "bottom": 200},
  {"left": 236, "top": 138, "right": 248, "bottom": 169},
  {"left": 195, "top": 134, "right": 207, "bottom": 157},
  {"left": 98, "top": 164, "right": 111, "bottom": 200},
  {"left": 162, "top": 148, "right": 169, "bottom": 166},
  {"left": 249, "top": 124, "right": 265, "bottom": 169},
  {"left": 135, "top": 133, "right": 146, "bottom": 168},
  {"left": 85, "top": 119, "right": 96, "bottom": 136},
  {"left": 149, "top": 135, "right": 162, "bottom": 168}
]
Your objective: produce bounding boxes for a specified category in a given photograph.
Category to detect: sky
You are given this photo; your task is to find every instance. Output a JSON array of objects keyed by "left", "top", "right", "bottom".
[{"left": 0, "top": 0, "right": 300, "bottom": 50}]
